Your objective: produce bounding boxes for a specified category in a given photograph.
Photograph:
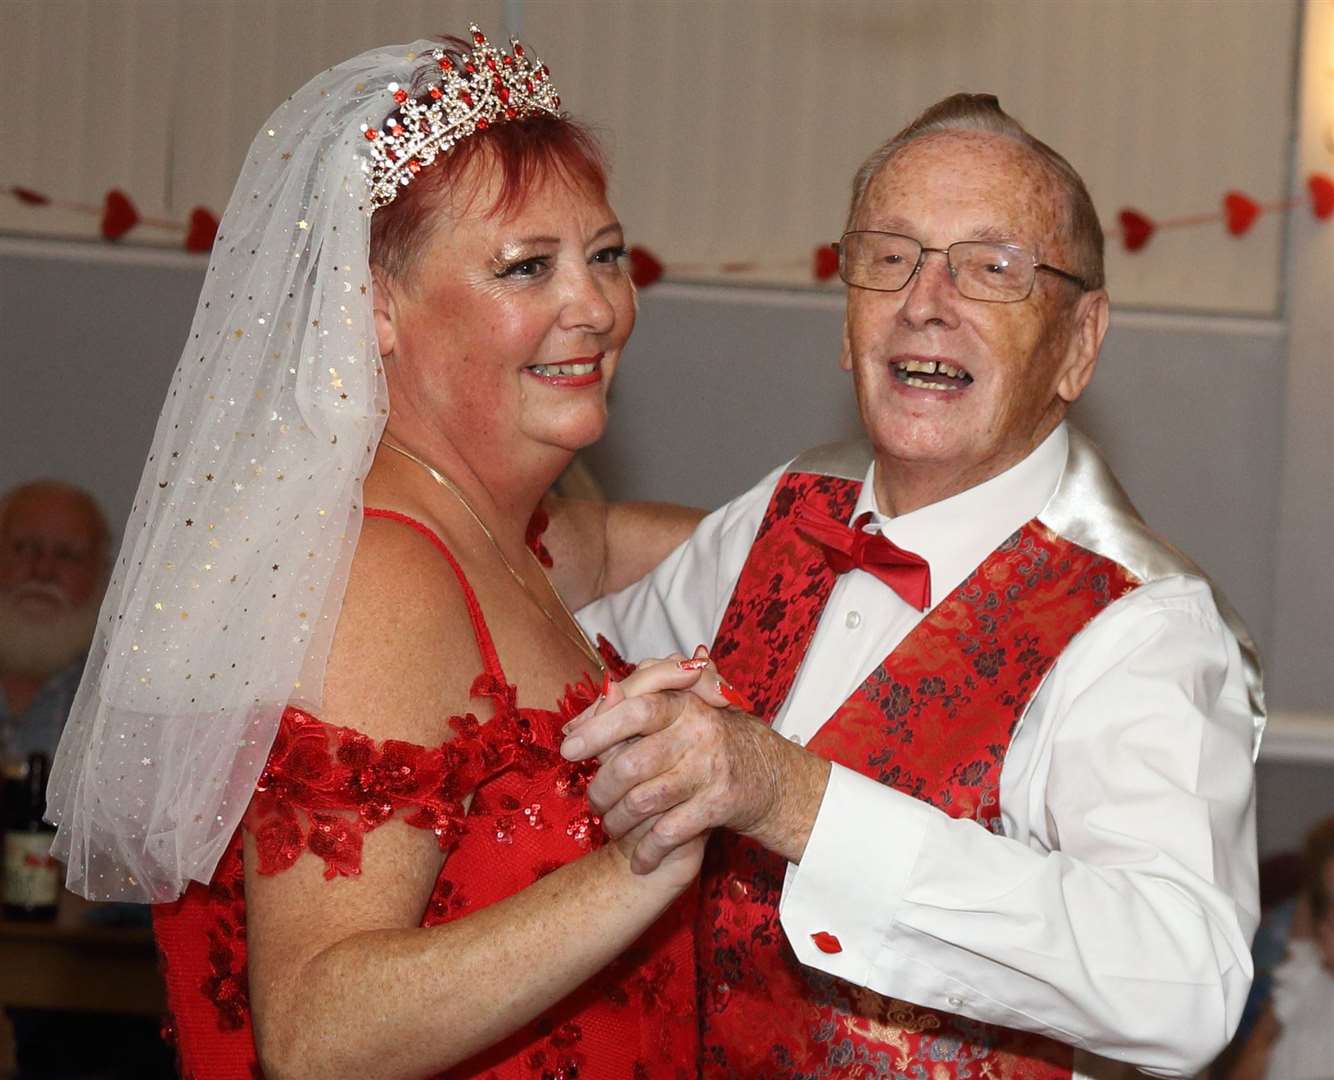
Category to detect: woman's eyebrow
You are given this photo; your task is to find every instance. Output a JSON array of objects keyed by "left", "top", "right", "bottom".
[{"left": 502, "top": 221, "right": 623, "bottom": 249}]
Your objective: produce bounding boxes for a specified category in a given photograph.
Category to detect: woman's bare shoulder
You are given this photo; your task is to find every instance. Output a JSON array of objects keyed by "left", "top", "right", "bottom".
[{"left": 320, "top": 513, "right": 485, "bottom": 746}]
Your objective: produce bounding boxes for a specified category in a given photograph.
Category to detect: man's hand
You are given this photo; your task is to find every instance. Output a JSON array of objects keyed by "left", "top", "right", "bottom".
[{"left": 561, "top": 659, "right": 831, "bottom": 872}]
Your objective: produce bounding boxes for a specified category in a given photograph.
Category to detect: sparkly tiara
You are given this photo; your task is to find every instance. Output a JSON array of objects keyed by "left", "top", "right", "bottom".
[{"left": 361, "top": 26, "right": 562, "bottom": 210}]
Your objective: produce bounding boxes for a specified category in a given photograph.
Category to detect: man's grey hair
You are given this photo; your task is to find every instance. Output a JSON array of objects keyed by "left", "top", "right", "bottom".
[{"left": 846, "top": 93, "right": 1105, "bottom": 291}]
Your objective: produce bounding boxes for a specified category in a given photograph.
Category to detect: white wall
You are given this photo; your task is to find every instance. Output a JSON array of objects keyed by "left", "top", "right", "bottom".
[
  {"left": 0, "top": 0, "right": 1301, "bottom": 310},
  {"left": 1271, "top": 0, "right": 1334, "bottom": 715}
]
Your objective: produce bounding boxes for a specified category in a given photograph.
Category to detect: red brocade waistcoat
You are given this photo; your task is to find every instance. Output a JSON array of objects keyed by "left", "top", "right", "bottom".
[{"left": 699, "top": 467, "right": 1140, "bottom": 1079}]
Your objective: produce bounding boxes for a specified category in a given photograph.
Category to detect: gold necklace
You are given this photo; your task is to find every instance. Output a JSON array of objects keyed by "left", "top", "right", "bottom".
[{"left": 380, "top": 438, "right": 606, "bottom": 676}]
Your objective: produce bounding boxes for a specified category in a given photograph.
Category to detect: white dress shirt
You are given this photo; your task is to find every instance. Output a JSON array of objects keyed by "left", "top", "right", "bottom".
[{"left": 578, "top": 424, "right": 1260, "bottom": 1079}]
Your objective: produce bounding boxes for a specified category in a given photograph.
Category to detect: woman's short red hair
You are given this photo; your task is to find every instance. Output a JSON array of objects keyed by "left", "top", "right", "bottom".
[{"left": 369, "top": 106, "right": 608, "bottom": 282}]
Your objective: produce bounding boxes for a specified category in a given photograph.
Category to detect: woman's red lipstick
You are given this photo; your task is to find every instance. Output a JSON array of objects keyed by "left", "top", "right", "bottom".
[{"left": 524, "top": 352, "right": 605, "bottom": 387}]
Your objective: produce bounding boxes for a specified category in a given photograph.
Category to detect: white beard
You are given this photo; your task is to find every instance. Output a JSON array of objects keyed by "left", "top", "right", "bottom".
[{"left": 0, "top": 586, "right": 99, "bottom": 681}]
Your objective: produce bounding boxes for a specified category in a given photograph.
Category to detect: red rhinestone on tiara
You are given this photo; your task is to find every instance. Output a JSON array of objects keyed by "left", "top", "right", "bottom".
[{"left": 359, "top": 25, "right": 562, "bottom": 211}]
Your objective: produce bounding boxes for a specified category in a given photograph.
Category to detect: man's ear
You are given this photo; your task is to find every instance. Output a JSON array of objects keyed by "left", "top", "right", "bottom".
[
  {"left": 372, "top": 271, "right": 397, "bottom": 359},
  {"left": 839, "top": 313, "right": 853, "bottom": 373},
  {"left": 1056, "top": 288, "right": 1108, "bottom": 405}
]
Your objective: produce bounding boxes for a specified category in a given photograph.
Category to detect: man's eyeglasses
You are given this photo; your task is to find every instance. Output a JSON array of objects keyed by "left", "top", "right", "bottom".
[{"left": 833, "top": 231, "right": 1088, "bottom": 303}]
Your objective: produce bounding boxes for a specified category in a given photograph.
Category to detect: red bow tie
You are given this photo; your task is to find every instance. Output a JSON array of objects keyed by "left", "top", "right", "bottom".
[{"left": 795, "top": 505, "right": 932, "bottom": 611}]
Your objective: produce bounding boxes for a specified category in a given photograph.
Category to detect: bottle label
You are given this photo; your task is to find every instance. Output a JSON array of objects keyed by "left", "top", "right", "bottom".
[{"left": 3, "top": 831, "right": 61, "bottom": 908}]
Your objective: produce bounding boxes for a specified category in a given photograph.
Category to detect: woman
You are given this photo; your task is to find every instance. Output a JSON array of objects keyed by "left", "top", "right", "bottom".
[{"left": 48, "top": 28, "right": 703, "bottom": 1080}]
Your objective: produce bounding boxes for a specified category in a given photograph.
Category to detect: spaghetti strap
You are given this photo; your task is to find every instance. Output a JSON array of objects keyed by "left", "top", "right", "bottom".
[{"left": 363, "top": 507, "right": 508, "bottom": 685}]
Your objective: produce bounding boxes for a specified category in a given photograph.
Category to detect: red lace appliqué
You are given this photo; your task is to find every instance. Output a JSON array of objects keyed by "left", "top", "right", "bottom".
[
  {"left": 246, "top": 702, "right": 531, "bottom": 879},
  {"left": 245, "top": 668, "right": 609, "bottom": 881},
  {"left": 526, "top": 504, "right": 554, "bottom": 568},
  {"left": 595, "top": 634, "right": 636, "bottom": 681}
]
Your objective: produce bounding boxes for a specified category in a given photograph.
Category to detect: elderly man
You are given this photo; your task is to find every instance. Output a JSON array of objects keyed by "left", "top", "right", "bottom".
[
  {"left": 565, "top": 95, "right": 1261, "bottom": 1078},
  {"left": 1, "top": 485, "right": 169, "bottom": 1080},
  {"left": 0, "top": 481, "right": 109, "bottom": 769}
]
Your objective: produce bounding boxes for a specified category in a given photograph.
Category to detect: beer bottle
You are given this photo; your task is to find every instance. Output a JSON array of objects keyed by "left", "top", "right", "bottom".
[{"left": 2, "top": 752, "right": 60, "bottom": 920}]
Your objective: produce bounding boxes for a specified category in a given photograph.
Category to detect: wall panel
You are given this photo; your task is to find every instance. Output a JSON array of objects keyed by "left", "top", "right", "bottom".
[{"left": 1, "top": 0, "right": 1300, "bottom": 313}]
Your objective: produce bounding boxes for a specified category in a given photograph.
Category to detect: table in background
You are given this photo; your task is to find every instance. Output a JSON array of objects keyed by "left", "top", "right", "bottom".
[{"left": 0, "top": 891, "right": 164, "bottom": 1015}]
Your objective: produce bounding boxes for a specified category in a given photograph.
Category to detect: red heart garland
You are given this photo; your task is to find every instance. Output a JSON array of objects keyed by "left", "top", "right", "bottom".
[
  {"left": 11, "top": 186, "right": 50, "bottom": 206},
  {"left": 1309, "top": 174, "right": 1334, "bottom": 220},
  {"left": 184, "top": 207, "right": 220, "bottom": 252},
  {"left": 101, "top": 189, "right": 139, "bottom": 241},
  {"left": 1224, "top": 191, "right": 1260, "bottom": 236},
  {"left": 812, "top": 244, "right": 839, "bottom": 281},
  {"left": 628, "top": 245, "right": 664, "bottom": 289},
  {"left": 1118, "top": 209, "right": 1155, "bottom": 252}
]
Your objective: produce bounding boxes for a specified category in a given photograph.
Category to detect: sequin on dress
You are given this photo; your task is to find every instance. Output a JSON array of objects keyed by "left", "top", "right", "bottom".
[{"left": 152, "top": 509, "right": 697, "bottom": 1079}]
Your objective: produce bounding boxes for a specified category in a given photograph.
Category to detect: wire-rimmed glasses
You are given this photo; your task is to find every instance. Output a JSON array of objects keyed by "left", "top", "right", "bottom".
[{"left": 834, "top": 231, "right": 1087, "bottom": 303}]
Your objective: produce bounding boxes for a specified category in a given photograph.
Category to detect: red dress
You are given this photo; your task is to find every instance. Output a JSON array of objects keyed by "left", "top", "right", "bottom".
[{"left": 153, "top": 509, "right": 697, "bottom": 1080}]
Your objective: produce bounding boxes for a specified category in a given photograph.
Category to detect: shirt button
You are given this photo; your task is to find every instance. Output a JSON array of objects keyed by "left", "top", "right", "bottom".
[
  {"left": 844, "top": 610, "right": 862, "bottom": 629},
  {"left": 947, "top": 995, "right": 964, "bottom": 1008},
  {"left": 787, "top": 732, "right": 803, "bottom": 746}
]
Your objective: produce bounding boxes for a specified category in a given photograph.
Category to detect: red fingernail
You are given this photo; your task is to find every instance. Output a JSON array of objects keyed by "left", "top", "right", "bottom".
[
  {"left": 601, "top": 670, "right": 614, "bottom": 696},
  {"left": 678, "top": 657, "right": 710, "bottom": 671},
  {"left": 811, "top": 931, "right": 842, "bottom": 954},
  {"left": 718, "top": 681, "right": 753, "bottom": 712}
]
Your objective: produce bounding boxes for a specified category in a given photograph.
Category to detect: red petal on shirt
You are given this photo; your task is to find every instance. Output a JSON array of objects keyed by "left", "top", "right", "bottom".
[{"left": 811, "top": 930, "right": 842, "bottom": 954}]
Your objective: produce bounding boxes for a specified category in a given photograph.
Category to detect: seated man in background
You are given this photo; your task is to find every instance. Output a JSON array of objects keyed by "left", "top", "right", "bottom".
[
  {"left": 0, "top": 482, "right": 173, "bottom": 1078},
  {"left": 0, "top": 480, "right": 109, "bottom": 771},
  {"left": 562, "top": 93, "right": 1263, "bottom": 1078}
]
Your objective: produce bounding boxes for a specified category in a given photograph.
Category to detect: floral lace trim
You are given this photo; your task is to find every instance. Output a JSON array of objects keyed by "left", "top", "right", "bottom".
[
  {"left": 246, "top": 676, "right": 529, "bottom": 879},
  {"left": 244, "top": 643, "right": 624, "bottom": 881},
  {"left": 596, "top": 634, "right": 635, "bottom": 681},
  {"left": 526, "top": 504, "right": 554, "bottom": 568}
]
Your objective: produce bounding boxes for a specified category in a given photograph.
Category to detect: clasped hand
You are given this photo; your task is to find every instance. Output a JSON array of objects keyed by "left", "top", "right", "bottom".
[{"left": 560, "top": 650, "right": 831, "bottom": 874}]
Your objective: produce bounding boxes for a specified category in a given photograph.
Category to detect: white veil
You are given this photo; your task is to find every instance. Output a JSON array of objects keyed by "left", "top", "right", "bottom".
[{"left": 46, "top": 41, "right": 443, "bottom": 901}]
